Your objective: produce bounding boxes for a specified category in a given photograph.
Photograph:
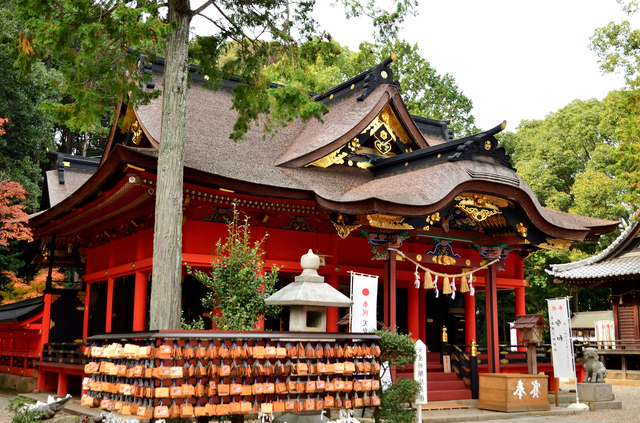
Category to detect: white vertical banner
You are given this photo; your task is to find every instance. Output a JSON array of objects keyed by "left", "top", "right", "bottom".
[
  {"left": 350, "top": 272, "right": 378, "bottom": 333},
  {"left": 414, "top": 339, "right": 428, "bottom": 404},
  {"left": 547, "top": 297, "right": 575, "bottom": 378}
]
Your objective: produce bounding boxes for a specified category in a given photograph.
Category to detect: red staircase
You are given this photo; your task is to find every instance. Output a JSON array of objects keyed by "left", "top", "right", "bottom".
[{"left": 396, "top": 353, "right": 473, "bottom": 402}]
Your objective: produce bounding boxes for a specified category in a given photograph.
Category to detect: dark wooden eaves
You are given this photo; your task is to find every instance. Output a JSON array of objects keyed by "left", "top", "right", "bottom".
[{"left": 372, "top": 121, "right": 512, "bottom": 176}]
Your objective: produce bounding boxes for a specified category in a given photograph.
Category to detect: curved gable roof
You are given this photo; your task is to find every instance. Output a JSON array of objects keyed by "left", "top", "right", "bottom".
[{"left": 276, "top": 84, "right": 429, "bottom": 168}]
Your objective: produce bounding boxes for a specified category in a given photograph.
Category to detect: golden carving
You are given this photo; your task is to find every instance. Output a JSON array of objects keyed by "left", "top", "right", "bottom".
[
  {"left": 538, "top": 238, "right": 572, "bottom": 252},
  {"left": 456, "top": 193, "right": 511, "bottom": 210},
  {"left": 416, "top": 254, "right": 422, "bottom": 262},
  {"left": 131, "top": 120, "right": 143, "bottom": 145},
  {"left": 307, "top": 148, "right": 349, "bottom": 168},
  {"left": 331, "top": 214, "right": 361, "bottom": 239},
  {"left": 456, "top": 205, "right": 501, "bottom": 222},
  {"left": 309, "top": 104, "right": 415, "bottom": 168},
  {"left": 120, "top": 106, "right": 136, "bottom": 134},
  {"left": 516, "top": 222, "right": 528, "bottom": 238},
  {"left": 454, "top": 193, "right": 512, "bottom": 223},
  {"left": 374, "top": 137, "right": 392, "bottom": 155},
  {"left": 431, "top": 255, "right": 457, "bottom": 265},
  {"left": 356, "top": 161, "right": 373, "bottom": 169},
  {"left": 360, "top": 104, "right": 412, "bottom": 146},
  {"left": 426, "top": 213, "right": 440, "bottom": 225},
  {"left": 484, "top": 140, "right": 492, "bottom": 150},
  {"left": 367, "top": 214, "right": 414, "bottom": 230},
  {"left": 380, "top": 70, "right": 388, "bottom": 79}
]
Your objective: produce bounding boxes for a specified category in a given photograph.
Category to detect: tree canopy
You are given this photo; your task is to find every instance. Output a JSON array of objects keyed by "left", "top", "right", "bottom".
[
  {"left": 590, "top": 0, "right": 640, "bottom": 210},
  {"left": 14, "top": 0, "right": 421, "bottom": 329}
]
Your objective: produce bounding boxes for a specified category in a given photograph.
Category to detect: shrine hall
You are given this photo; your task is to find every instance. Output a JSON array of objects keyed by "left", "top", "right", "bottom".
[{"left": 20, "top": 55, "right": 618, "bottom": 396}]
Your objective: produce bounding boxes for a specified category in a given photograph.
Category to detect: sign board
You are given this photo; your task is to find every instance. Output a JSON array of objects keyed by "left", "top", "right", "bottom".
[
  {"left": 442, "top": 355, "right": 451, "bottom": 373},
  {"left": 350, "top": 273, "right": 378, "bottom": 333},
  {"left": 414, "top": 340, "right": 428, "bottom": 404},
  {"left": 380, "top": 361, "right": 392, "bottom": 392},
  {"left": 547, "top": 298, "right": 574, "bottom": 378}
]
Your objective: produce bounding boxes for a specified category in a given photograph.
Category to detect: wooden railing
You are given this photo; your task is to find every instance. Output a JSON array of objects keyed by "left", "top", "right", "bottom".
[
  {"left": 42, "top": 342, "right": 89, "bottom": 366},
  {"left": 580, "top": 339, "right": 640, "bottom": 352},
  {"left": 445, "top": 343, "right": 478, "bottom": 399}
]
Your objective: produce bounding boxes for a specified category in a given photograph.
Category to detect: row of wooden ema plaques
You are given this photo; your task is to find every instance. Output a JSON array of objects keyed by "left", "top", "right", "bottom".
[{"left": 81, "top": 339, "right": 383, "bottom": 418}]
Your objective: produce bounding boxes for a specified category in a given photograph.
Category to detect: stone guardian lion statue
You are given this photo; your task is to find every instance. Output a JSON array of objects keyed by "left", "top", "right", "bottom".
[{"left": 582, "top": 347, "right": 606, "bottom": 383}]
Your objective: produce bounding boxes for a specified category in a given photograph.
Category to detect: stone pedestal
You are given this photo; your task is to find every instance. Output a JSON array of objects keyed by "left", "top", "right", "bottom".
[
  {"left": 577, "top": 383, "right": 613, "bottom": 402},
  {"left": 577, "top": 383, "right": 622, "bottom": 410}
]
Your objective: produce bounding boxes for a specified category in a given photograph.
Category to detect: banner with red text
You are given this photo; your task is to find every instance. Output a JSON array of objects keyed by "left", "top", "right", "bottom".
[{"left": 350, "top": 272, "right": 379, "bottom": 333}]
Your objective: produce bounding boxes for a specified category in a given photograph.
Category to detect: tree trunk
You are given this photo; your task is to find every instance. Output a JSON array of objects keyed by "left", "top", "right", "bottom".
[{"left": 149, "top": 0, "right": 191, "bottom": 330}]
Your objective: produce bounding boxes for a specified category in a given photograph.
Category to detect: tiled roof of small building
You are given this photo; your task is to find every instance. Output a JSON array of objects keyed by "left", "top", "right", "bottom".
[{"left": 547, "top": 221, "right": 638, "bottom": 280}]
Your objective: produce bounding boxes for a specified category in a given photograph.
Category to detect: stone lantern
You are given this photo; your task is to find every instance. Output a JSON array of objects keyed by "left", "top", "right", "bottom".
[
  {"left": 513, "top": 314, "right": 549, "bottom": 375},
  {"left": 265, "top": 249, "right": 353, "bottom": 331},
  {"left": 266, "top": 250, "right": 354, "bottom": 423}
]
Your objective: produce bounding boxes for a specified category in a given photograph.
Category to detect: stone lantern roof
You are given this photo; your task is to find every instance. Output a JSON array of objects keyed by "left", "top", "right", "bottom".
[{"left": 265, "top": 249, "right": 353, "bottom": 307}]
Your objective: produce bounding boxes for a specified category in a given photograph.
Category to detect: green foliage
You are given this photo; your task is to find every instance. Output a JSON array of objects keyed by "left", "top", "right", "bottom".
[
  {"left": 500, "top": 97, "right": 628, "bottom": 221},
  {"left": 377, "top": 377, "right": 421, "bottom": 423},
  {"left": 589, "top": 1, "right": 640, "bottom": 210},
  {"left": 13, "top": 0, "right": 168, "bottom": 134},
  {"left": 7, "top": 396, "right": 43, "bottom": 423},
  {"left": 0, "top": 0, "right": 61, "bottom": 212},
  {"left": 16, "top": 0, "right": 417, "bottom": 139},
  {"left": 371, "top": 40, "right": 478, "bottom": 136},
  {"left": 498, "top": 92, "right": 631, "bottom": 320},
  {"left": 259, "top": 38, "right": 478, "bottom": 137},
  {"left": 192, "top": 208, "right": 280, "bottom": 331},
  {"left": 180, "top": 310, "right": 205, "bottom": 330},
  {"left": 375, "top": 326, "right": 416, "bottom": 368},
  {"left": 372, "top": 328, "right": 419, "bottom": 423}
]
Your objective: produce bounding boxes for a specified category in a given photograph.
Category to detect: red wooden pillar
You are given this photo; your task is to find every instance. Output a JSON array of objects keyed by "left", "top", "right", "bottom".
[
  {"left": 57, "top": 372, "right": 67, "bottom": 396},
  {"left": 42, "top": 293, "right": 52, "bottom": 345},
  {"left": 465, "top": 291, "right": 476, "bottom": 346},
  {"left": 133, "top": 272, "right": 149, "bottom": 331},
  {"left": 408, "top": 281, "right": 419, "bottom": 340},
  {"left": 485, "top": 264, "right": 500, "bottom": 373},
  {"left": 83, "top": 283, "right": 91, "bottom": 340},
  {"left": 419, "top": 284, "right": 427, "bottom": 343},
  {"left": 383, "top": 250, "right": 397, "bottom": 329},
  {"left": 326, "top": 273, "right": 339, "bottom": 333},
  {"left": 105, "top": 278, "right": 114, "bottom": 333}
]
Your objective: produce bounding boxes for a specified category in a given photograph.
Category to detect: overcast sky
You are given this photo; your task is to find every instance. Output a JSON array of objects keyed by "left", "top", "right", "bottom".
[{"left": 312, "top": 0, "right": 638, "bottom": 133}]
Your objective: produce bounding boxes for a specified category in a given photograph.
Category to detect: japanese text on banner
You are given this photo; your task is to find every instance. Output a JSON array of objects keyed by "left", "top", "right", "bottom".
[
  {"left": 547, "top": 297, "right": 574, "bottom": 379},
  {"left": 351, "top": 273, "right": 378, "bottom": 333}
]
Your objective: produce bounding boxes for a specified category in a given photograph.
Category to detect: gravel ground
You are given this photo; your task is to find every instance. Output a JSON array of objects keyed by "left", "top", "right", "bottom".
[
  {"left": 557, "top": 382, "right": 639, "bottom": 423},
  {"left": 0, "top": 384, "right": 638, "bottom": 423}
]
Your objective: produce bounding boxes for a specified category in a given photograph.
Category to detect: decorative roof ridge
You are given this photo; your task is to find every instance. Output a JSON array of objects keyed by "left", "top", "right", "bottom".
[
  {"left": 547, "top": 219, "right": 634, "bottom": 274},
  {"left": 372, "top": 121, "right": 512, "bottom": 176}
]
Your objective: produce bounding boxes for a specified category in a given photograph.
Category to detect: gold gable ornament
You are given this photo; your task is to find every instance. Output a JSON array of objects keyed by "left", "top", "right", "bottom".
[
  {"left": 367, "top": 214, "right": 414, "bottom": 230},
  {"left": 538, "top": 238, "right": 572, "bottom": 252},
  {"left": 307, "top": 104, "right": 417, "bottom": 169}
]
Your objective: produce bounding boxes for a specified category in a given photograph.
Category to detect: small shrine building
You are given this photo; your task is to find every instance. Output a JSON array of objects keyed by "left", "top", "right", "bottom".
[
  {"left": 25, "top": 56, "right": 618, "bottom": 393},
  {"left": 548, "top": 219, "right": 640, "bottom": 378}
]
